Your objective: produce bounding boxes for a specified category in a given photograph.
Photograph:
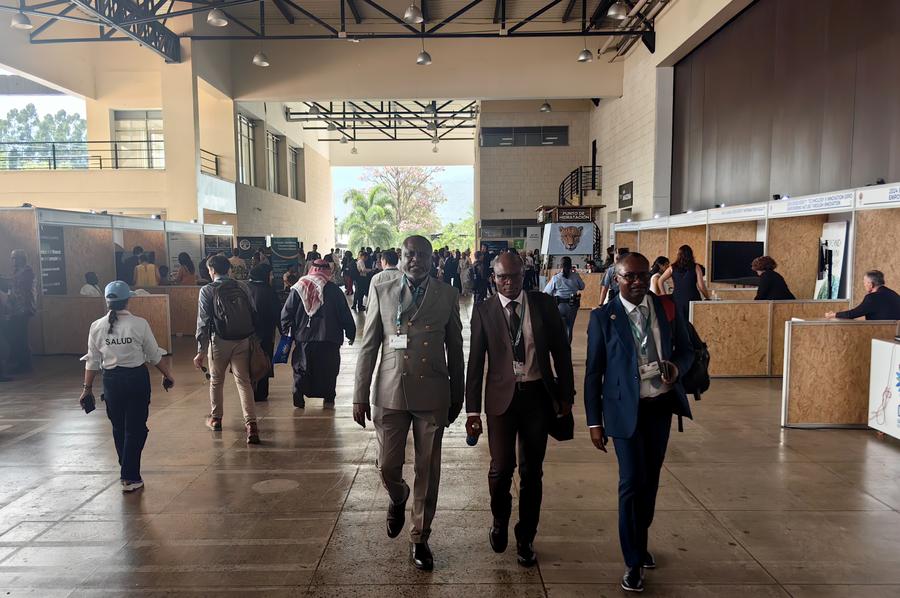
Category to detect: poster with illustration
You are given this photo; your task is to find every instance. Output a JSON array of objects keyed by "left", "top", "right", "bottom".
[
  {"left": 541, "top": 222, "right": 595, "bottom": 256},
  {"left": 814, "top": 221, "right": 847, "bottom": 299}
]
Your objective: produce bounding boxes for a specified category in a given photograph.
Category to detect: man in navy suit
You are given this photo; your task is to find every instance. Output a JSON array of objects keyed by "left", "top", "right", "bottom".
[{"left": 584, "top": 252, "right": 694, "bottom": 593}]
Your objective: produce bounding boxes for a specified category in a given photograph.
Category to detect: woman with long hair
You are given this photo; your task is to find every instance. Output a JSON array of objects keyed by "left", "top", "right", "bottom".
[
  {"left": 80, "top": 281, "right": 174, "bottom": 493},
  {"left": 341, "top": 250, "right": 355, "bottom": 295},
  {"left": 649, "top": 256, "right": 671, "bottom": 296},
  {"left": 543, "top": 256, "right": 585, "bottom": 343},
  {"left": 133, "top": 253, "right": 159, "bottom": 288},
  {"left": 657, "top": 245, "right": 710, "bottom": 320},
  {"left": 175, "top": 252, "right": 197, "bottom": 285}
]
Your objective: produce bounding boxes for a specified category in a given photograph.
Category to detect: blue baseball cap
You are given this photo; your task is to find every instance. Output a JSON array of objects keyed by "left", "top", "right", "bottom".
[{"left": 104, "top": 281, "right": 136, "bottom": 304}]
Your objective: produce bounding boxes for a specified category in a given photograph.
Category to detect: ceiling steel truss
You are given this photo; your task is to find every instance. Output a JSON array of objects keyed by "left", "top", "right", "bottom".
[
  {"left": 7, "top": 0, "right": 662, "bottom": 61},
  {"left": 285, "top": 100, "right": 479, "bottom": 142}
]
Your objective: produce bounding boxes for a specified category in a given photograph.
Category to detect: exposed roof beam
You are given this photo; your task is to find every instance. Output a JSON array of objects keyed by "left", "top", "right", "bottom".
[
  {"left": 359, "top": 0, "right": 419, "bottom": 34},
  {"left": 421, "top": 0, "right": 429, "bottom": 22},
  {"left": 589, "top": 0, "right": 615, "bottom": 29},
  {"left": 67, "top": 0, "right": 181, "bottom": 62},
  {"left": 272, "top": 0, "right": 295, "bottom": 24},
  {"left": 428, "top": 0, "right": 483, "bottom": 34},
  {"left": 28, "top": 3, "right": 74, "bottom": 40},
  {"left": 508, "top": 0, "right": 563, "bottom": 34},
  {"left": 345, "top": 0, "right": 362, "bottom": 24},
  {"left": 278, "top": 0, "right": 338, "bottom": 35},
  {"left": 562, "top": 0, "right": 576, "bottom": 22},
  {"left": 493, "top": 0, "right": 504, "bottom": 24}
]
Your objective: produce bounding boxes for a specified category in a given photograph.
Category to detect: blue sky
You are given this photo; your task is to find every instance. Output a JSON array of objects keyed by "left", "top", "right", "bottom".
[{"left": 332, "top": 166, "right": 474, "bottom": 224}]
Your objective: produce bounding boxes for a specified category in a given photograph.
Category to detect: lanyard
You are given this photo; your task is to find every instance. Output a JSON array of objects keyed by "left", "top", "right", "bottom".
[
  {"left": 627, "top": 306, "right": 652, "bottom": 358},
  {"left": 396, "top": 275, "right": 425, "bottom": 334},
  {"left": 506, "top": 298, "right": 525, "bottom": 351}
]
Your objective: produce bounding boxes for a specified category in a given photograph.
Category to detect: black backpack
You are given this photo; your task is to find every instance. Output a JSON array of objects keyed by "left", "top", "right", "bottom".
[
  {"left": 658, "top": 295, "right": 710, "bottom": 400},
  {"left": 212, "top": 280, "right": 255, "bottom": 340}
]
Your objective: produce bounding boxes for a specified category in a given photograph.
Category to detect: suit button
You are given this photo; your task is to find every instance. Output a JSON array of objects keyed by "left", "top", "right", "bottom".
[{"left": 423, "top": 341, "right": 429, "bottom": 347}]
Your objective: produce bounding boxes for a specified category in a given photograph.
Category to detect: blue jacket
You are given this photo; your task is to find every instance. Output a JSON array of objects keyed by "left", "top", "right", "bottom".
[{"left": 584, "top": 293, "right": 694, "bottom": 438}]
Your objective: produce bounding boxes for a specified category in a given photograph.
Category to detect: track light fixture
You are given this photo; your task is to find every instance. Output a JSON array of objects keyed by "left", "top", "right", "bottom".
[
  {"left": 252, "top": 51, "right": 270, "bottom": 67},
  {"left": 403, "top": 3, "right": 424, "bottom": 25},
  {"left": 207, "top": 7, "right": 228, "bottom": 27},
  {"left": 10, "top": 12, "right": 32, "bottom": 30},
  {"left": 539, "top": 100, "right": 552, "bottom": 113},
  {"left": 607, "top": 0, "right": 628, "bottom": 20}
]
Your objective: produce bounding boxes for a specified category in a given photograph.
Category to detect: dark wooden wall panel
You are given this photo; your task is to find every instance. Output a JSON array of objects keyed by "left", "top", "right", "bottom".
[{"left": 671, "top": 0, "right": 900, "bottom": 212}]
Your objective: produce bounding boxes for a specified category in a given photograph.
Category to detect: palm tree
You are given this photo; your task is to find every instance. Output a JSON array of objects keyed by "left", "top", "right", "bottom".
[{"left": 339, "top": 185, "right": 396, "bottom": 250}]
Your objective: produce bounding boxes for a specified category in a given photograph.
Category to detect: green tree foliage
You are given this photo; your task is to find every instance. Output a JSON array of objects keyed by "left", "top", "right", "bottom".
[
  {"left": 433, "top": 208, "right": 475, "bottom": 252},
  {"left": 339, "top": 185, "right": 396, "bottom": 250},
  {"left": 364, "top": 166, "right": 446, "bottom": 240},
  {"left": 0, "top": 103, "right": 87, "bottom": 169}
]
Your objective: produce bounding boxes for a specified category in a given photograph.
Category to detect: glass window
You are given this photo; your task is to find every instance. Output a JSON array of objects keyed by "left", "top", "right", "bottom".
[
  {"left": 266, "top": 132, "right": 279, "bottom": 194},
  {"left": 288, "top": 147, "right": 299, "bottom": 200},
  {"left": 480, "top": 126, "right": 568, "bottom": 147},
  {"left": 113, "top": 110, "right": 164, "bottom": 169},
  {"left": 237, "top": 115, "right": 255, "bottom": 186}
]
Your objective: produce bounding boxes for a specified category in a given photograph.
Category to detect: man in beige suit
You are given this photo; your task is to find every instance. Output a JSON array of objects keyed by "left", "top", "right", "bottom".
[{"left": 354, "top": 235, "right": 464, "bottom": 571}]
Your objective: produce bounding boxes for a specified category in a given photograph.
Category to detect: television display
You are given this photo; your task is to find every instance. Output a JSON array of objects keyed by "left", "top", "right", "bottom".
[{"left": 710, "top": 241, "right": 764, "bottom": 286}]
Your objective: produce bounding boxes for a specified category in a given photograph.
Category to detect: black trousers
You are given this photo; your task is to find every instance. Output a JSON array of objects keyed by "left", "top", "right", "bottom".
[
  {"left": 292, "top": 341, "right": 341, "bottom": 405},
  {"left": 102, "top": 366, "right": 151, "bottom": 482},
  {"left": 253, "top": 336, "right": 274, "bottom": 401},
  {"left": 612, "top": 394, "right": 674, "bottom": 568},
  {"left": 6, "top": 316, "right": 32, "bottom": 373},
  {"left": 486, "top": 381, "right": 552, "bottom": 544}
]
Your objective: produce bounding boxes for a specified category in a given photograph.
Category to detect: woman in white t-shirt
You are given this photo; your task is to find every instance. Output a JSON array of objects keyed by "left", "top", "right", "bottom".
[{"left": 79, "top": 272, "right": 103, "bottom": 297}]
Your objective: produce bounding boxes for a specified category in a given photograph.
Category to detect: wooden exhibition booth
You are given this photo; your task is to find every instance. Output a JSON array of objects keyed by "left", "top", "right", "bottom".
[{"left": 0, "top": 207, "right": 232, "bottom": 355}]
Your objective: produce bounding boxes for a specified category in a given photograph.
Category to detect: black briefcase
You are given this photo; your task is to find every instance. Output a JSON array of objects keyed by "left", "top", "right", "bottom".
[{"left": 549, "top": 397, "right": 574, "bottom": 441}]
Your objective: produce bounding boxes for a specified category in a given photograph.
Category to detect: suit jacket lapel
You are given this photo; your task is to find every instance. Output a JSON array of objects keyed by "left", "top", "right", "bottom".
[
  {"left": 488, "top": 295, "right": 511, "bottom": 352},
  {"left": 409, "top": 276, "right": 435, "bottom": 322},
  {"left": 611, "top": 298, "right": 635, "bottom": 359},
  {"left": 526, "top": 292, "right": 544, "bottom": 352}
]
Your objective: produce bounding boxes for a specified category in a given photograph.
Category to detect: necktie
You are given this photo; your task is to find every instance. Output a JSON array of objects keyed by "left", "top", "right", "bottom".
[
  {"left": 411, "top": 283, "right": 425, "bottom": 307},
  {"left": 506, "top": 301, "right": 526, "bottom": 363}
]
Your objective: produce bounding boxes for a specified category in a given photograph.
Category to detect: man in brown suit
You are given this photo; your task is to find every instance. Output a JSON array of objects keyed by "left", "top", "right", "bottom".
[
  {"left": 465, "top": 252, "right": 575, "bottom": 566},
  {"left": 354, "top": 235, "right": 465, "bottom": 571}
]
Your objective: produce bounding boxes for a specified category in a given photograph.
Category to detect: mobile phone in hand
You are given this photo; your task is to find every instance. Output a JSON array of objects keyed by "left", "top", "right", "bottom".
[
  {"left": 80, "top": 393, "right": 96, "bottom": 414},
  {"left": 163, "top": 377, "right": 173, "bottom": 392}
]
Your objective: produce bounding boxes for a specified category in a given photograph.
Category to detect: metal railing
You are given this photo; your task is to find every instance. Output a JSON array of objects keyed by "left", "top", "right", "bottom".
[
  {"left": 559, "top": 165, "right": 602, "bottom": 206},
  {"left": 0, "top": 140, "right": 165, "bottom": 171},
  {"left": 200, "top": 149, "right": 220, "bottom": 177}
]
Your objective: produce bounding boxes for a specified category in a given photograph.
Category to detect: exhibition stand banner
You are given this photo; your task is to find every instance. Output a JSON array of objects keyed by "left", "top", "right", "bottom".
[
  {"left": 237, "top": 236, "right": 267, "bottom": 260},
  {"left": 541, "top": 222, "right": 594, "bottom": 255},
  {"left": 203, "top": 235, "right": 232, "bottom": 257},
  {"left": 814, "top": 222, "right": 848, "bottom": 299},
  {"left": 270, "top": 237, "right": 300, "bottom": 290},
  {"left": 167, "top": 232, "right": 203, "bottom": 274},
  {"left": 39, "top": 224, "right": 66, "bottom": 295}
]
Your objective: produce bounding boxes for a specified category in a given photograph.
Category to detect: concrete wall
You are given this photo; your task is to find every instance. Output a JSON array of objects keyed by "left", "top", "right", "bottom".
[
  {"left": 0, "top": 170, "right": 166, "bottom": 214},
  {"left": 234, "top": 146, "right": 333, "bottom": 247},
  {"left": 477, "top": 100, "right": 591, "bottom": 222},
  {"left": 589, "top": 45, "right": 659, "bottom": 224}
]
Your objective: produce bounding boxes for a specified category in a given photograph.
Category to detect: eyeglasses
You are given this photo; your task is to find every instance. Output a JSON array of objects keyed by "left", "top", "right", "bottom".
[
  {"left": 617, "top": 271, "right": 651, "bottom": 283},
  {"left": 494, "top": 272, "right": 523, "bottom": 282}
]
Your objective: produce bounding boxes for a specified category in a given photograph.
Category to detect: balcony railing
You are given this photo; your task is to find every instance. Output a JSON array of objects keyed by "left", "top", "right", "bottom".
[
  {"left": 200, "top": 149, "right": 220, "bottom": 177},
  {"left": 559, "top": 165, "right": 602, "bottom": 206}
]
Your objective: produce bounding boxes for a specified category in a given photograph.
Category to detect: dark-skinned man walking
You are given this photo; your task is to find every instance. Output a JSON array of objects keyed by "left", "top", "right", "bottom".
[
  {"left": 465, "top": 252, "right": 575, "bottom": 567},
  {"left": 584, "top": 252, "right": 694, "bottom": 593},
  {"left": 353, "top": 235, "right": 465, "bottom": 571}
]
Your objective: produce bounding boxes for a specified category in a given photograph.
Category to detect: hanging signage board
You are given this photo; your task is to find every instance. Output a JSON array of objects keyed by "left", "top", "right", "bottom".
[
  {"left": 203, "top": 224, "right": 233, "bottom": 236},
  {"left": 39, "top": 224, "right": 67, "bottom": 295},
  {"left": 618, "top": 182, "right": 633, "bottom": 209},
  {"left": 111, "top": 216, "right": 164, "bottom": 231},
  {"left": 856, "top": 184, "right": 900, "bottom": 208},
  {"left": 236, "top": 236, "right": 267, "bottom": 260},
  {"left": 556, "top": 207, "right": 593, "bottom": 222},
  {"left": 270, "top": 237, "right": 300, "bottom": 290},
  {"left": 37, "top": 209, "right": 110, "bottom": 228},
  {"left": 667, "top": 212, "right": 707, "bottom": 227},
  {"left": 165, "top": 221, "right": 204, "bottom": 234},
  {"left": 203, "top": 234, "right": 232, "bottom": 256},
  {"left": 768, "top": 189, "right": 854, "bottom": 217}
]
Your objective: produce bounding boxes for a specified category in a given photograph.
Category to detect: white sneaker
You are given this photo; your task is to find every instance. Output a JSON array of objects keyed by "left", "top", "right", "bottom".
[{"left": 121, "top": 480, "right": 144, "bottom": 493}]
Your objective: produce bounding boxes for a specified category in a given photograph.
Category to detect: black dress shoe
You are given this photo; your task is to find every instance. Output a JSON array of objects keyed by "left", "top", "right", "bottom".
[
  {"left": 516, "top": 541, "right": 537, "bottom": 567},
  {"left": 621, "top": 566, "right": 644, "bottom": 592},
  {"left": 411, "top": 541, "right": 434, "bottom": 571},
  {"left": 489, "top": 525, "right": 508, "bottom": 553},
  {"left": 386, "top": 486, "right": 409, "bottom": 539},
  {"left": 643, "top": 551, "right": 656, "bottom": 569}
]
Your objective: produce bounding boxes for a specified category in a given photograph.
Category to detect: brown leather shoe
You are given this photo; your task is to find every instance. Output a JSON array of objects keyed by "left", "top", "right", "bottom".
[
  {"left": 206, "top": 416, "right": 222, "bottom": 431},
  {"left": 246, "top": 422, "right": 260, "bottom": 444}
]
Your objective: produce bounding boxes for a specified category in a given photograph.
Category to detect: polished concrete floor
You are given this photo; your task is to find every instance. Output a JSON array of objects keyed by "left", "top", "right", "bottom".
[{"left": 0, "top": 299, "right": 898, "bottom": 597}]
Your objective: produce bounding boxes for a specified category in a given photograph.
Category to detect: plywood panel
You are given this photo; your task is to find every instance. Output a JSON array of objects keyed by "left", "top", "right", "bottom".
[
  {"left": 668, "top": 225, "right": 708, "bottom": 268},
  {"left": 639, "top": 229, "right": 668, "bottom": 262},
  {"left": 122, "top": 230, "right": 168, "bottom": 268},
  {"left": 691, "top": 302, "right": 769, "bottom": 376},
  {"left": 770, "top": 300, "right": 850, "bottom": 375},
  {"left": 767, "top": 214, "right": 826, "bottom": 300},
  {"left": 615, "top": 231, "right": 638, "bottom": 252},
  {"left": 0, "top": 210, "right": 42, "bottom": 352},
  {"left": 785, "top": 321, "right": 896, "bottom": 425},
  {"left": 40, "top": 295, "right": 171, "bottom": 355},
  {"left": 143, "top": 286, "right": 200, "bottom": 335},
  {"left": 709, "top": 221, "right": 758, "bottom": 243},
  {"left": 852, "top": 208, "right": 900, "bottom": 304},
  {"left": 543, "top": 272, "right": 603, "bottom": 310},
  {"left": 713, "top": 289, "right": 757, "bottom": 300},
  {"left": 62, "top": 227, "right": 116, "bottom": 296}
]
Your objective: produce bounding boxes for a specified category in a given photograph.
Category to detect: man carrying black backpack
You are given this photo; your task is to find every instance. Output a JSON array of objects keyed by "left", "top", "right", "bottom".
[{"left": 194, "top": 254, "right": 261, "bottom": 444}]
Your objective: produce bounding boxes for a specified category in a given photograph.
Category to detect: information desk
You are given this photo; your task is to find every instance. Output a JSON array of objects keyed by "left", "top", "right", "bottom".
[
  {"left": 40, "top": 295, "right": 172, "bottom": 355},
  {"left": 690, "top": 299, "right": 849, "bottom": 377},
  {"left": 142, "top": 286, "right": 201, "bottom": 336},
  {"left": 868, "top": 339, "right": 900, "bottom": 439},
  {"left": 781, "top": 320, "right": 897, "bottom": 428}
]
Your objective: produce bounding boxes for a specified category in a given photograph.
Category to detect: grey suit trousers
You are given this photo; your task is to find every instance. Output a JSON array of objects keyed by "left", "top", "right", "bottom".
[{"left": 373, "top": 405, "right": 444, "bottom": 543}]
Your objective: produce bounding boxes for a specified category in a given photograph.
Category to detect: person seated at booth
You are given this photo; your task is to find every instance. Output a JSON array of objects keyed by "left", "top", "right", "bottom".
[
  {"left": 751, "top": 256, "right": 795, "bottom": 301},
  {"left": 80, "top": 272, "right": 103, "bottom": 297},
  {"left": 174, "top": 252, "right": 198, "bottom": 285},
  {"left": 826, "top": 270, "right": 900, "bottom": 321},
  {"left": 158, "top": 265, "right": 170, "bottom": 285},
  {"left": 133, "top": 253, "right": 159, "bottom": 288}
]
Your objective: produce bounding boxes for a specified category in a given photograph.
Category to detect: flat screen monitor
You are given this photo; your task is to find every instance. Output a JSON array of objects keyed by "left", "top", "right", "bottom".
[{"left": 710, "top": 240, "right": 764, "bottom": 286}]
